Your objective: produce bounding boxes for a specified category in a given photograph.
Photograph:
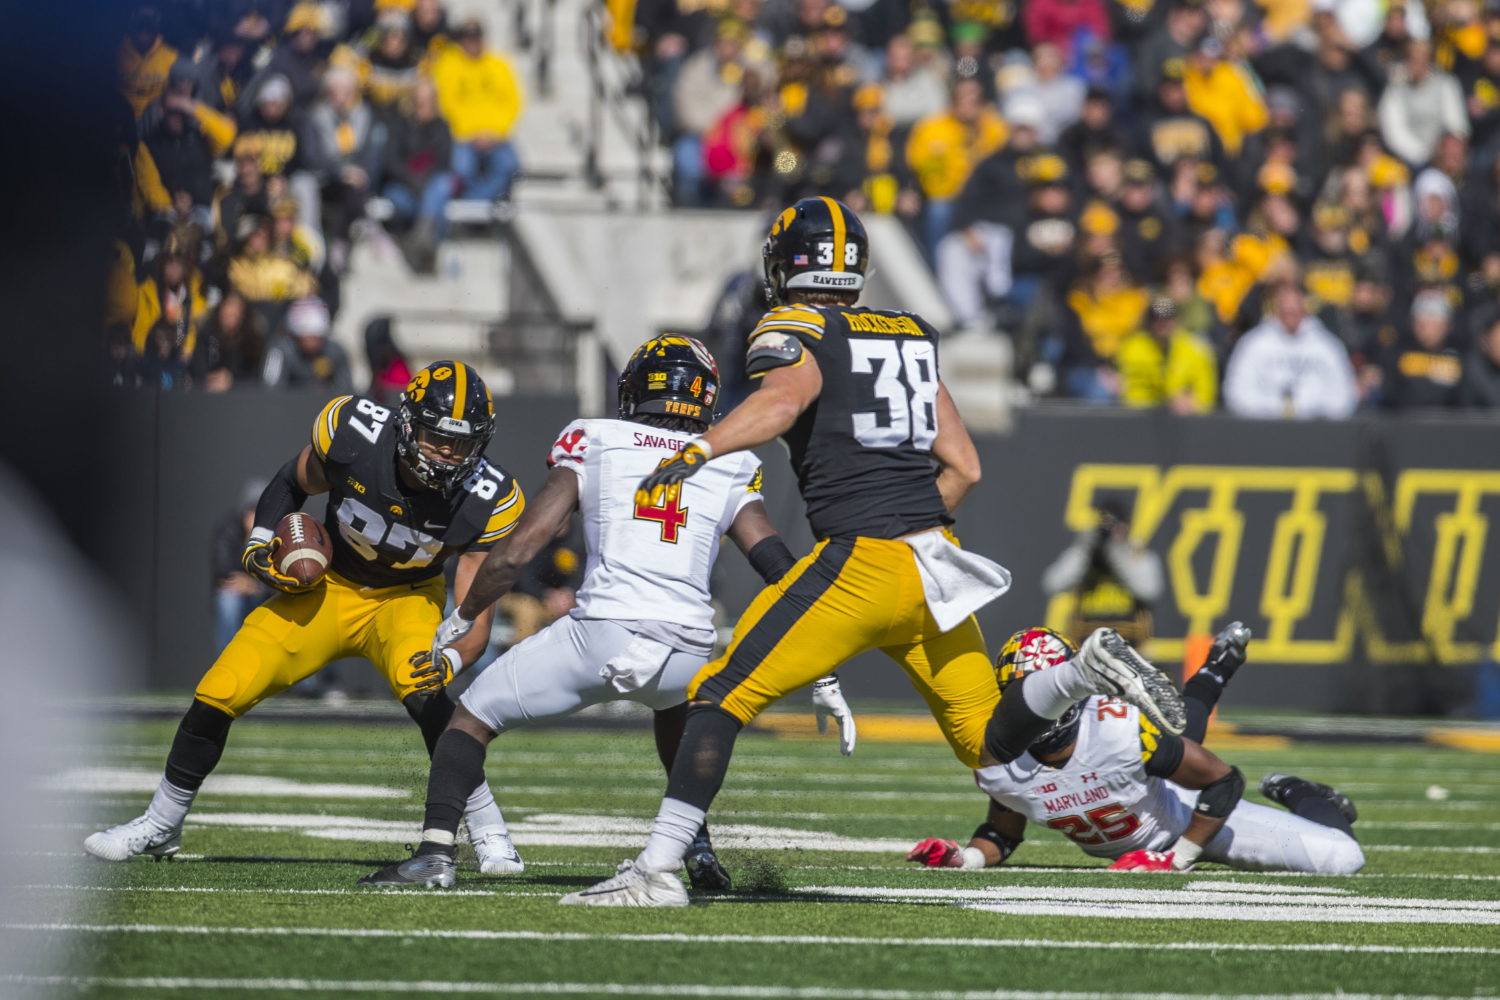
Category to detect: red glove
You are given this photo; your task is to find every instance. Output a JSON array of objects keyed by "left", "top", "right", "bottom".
[
  {"left": 906, "top": 838, "right": 965, "bottom": 868},
  {"left": 1108, "top": 849, "right": 1176, "bottom": 872}
]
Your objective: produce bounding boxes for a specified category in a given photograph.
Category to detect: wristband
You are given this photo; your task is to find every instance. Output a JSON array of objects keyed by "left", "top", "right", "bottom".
[
  {"left": 1168, "top": 837, "right": 1203, "bottom": 870},
  {"left": 959, "top": 846, "right": 987, "bottom": 870},
  {"left": 691, "top": 439, "right": 714, "bottom": 460},
  {"left": 441, "top": 647, "right": 464, "bottom": 675},
  {"left": 249, "top": 526, "right": 274, "bottom": 545}
]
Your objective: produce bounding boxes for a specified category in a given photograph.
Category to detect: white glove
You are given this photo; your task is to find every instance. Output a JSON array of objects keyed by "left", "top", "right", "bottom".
[
  {"left": 812, "top": 674, "right": 856, "bottom": 756},
  {"left": 431, "top": 608, "right": 475, "bottom": 666}
]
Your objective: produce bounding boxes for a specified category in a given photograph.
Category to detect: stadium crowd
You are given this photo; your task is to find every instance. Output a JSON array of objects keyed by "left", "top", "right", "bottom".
[
  {"left": 629, "top": 0, "right": 1500, "bottom": 412},
  {"left": 108, "top": 0, "right": 524, "bottom": 391}
]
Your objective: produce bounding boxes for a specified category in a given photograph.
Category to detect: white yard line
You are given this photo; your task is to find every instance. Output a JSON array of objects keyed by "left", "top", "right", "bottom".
[
  {"left": 15, "top": 884, "right": 561, "bottom": 898},
  {"left": 8, "top": 923, "right": 1499, "bottom": 956},
  {"left": 0, "top": 977, "right": 1480, "bottom": 999}
]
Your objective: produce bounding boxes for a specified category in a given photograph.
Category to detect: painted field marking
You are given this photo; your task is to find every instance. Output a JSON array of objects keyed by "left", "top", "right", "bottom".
[
  {"left": 42, "top": 768, "right": 405, "bottom": 799},
  {"left": 0, "top": 977, "right": 1482, "bottom": 999},
  {"left": 9, "top": 923, "right": 1499, "bottom": 956},
  {"left": 16, "top": 884, "right": 561, "bottom": 898}
]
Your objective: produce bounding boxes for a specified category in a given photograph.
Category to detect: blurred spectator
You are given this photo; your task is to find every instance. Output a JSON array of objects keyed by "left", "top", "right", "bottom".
[
  {"left": 1027, "top": 42, "right": 1086, "bottom": 146},
  {"left": 1377, "top": 289, "right": 1465, "bottom": 407},
  {"left": 1058, "top": 88, "right": 1130, "bottom": 176},
  {"left": 905, "top": 77, "right": 1009, "bottom": 260},
  {"left": 1114, "top": 296, "right": 1218, "bottom": 412},
  {"left": 1460, "top": 312, "right": 1500, "bottom": 406},
  {"left": 228, "top": 215, "right": 319, "bottom": 321},
  {"left": 1460, "top": 41, "right": 1500, "bottom": 153},
  {"left": 830, "top": 83, "right": 899, "bottom": 213},
  {"left": 242, "top": 3, "right": 330, "bottom": 114},
  {"left": 213, "top": 155, "right": 272, "bottom": 253},
  {"left": 365, "top": 316, "right": 413, "bottom": 408},
  {"left": 1379, "top": 40, "right": 1468, "bottom": 167},
  {"left": 302, "top": 66, "right": 386, "bottom": 270},
  {"left": 1061, "top": 250, "right": 1149, "bottom": 400},
  {"left": 143, "top": 65, "right": 238, "bottom": 223},
  {"left": 193, "top": 291, "right": 269, "bottom": 392},
  {"left": 262, "top": 297, "right": 353, "bottom": 390},
  {"left": 140, "top": 319, "right": 190, "bottom": 390},
  {"left": 673, "top": 20, "right": 760, "bottom": 205},
  {"left": 1024, "top": 0, "right": 1113, "bottom": 54},
  {"left": 1155, "top": 255, "right": 1215, "bottom": 338},
  {"left": 384, "top": 79, "right": 456, "bottom": 272},
  {"left": 133, "top": 229, "right": 207, "bottom": 360},
  {"left": 105, "top": 239, "right": 139, "bottom": 333},
  {"left": 881, "top": 31, "right": 947, "bottom": 128},
  {"left": 1134, "top": 3, "right": 1205, "bottom": 104},
  {"left": 1223, "top": 282, "right": 1360, "bottom": 418},
  {"left": 1116, "top": 158, "right": 1184, "bottom": 274},
  {"left": 1042, "top": 498, "right": 1163, "bottom": 649},
  {"left": 235, "top": 74, "right": 322, "bottom": 234},
  {"left": 210, "top": 479, "right": 270, "bottom": 654},
  {"left": 1010, "top": 154, "right": 1078, "bottom": 305},
  {"left": 105, "top": 324, "right": 143, "bottom": 389},
  {"left": 333, "top": 10, "right": 427, "bottom": 121},
  {"left": 433, "top": 17, "right": 525, "bottom": 204},
  {"left": 192, "top": 25, "right": 254, "bottom": 114},
  {"left": 270, "top": 198, "right": 327, "bottom": 282},
  {"left": 1184, "top": 37, "right": 1267, "bottom": 160},
  {"left": 412, "top": 0, "right": 453, "bottom": 53},
  {"left": 119, "top": 6, "right": 179, "bottom": 120}
]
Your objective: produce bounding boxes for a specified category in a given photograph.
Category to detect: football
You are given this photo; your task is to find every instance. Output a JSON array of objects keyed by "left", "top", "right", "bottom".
[{"left": 274, "top": 512, "right": 332, "bottom": 586}]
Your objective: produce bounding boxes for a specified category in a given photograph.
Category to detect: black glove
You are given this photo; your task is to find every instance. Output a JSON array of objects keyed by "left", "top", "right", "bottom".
[
  {"left": 635, "top": 441, "right": 713, "bottom": 507},
  {"left": 242, "top": 528, "right": 316, "bottom": 594}
]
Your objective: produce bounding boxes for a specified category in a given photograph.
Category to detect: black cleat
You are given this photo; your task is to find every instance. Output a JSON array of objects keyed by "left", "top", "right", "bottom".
[
  {"left": 1199, "top": 622, "right": 1252, "bottom": 685},
  {"left": 683, "top": 837, "right": 732, "bottom": 893},
  {"left": 1260, "top": 773, "right": 1358, "bottom": 824},
  {"left": 358, "top": 846, "right": 457, "bottom": 888}
]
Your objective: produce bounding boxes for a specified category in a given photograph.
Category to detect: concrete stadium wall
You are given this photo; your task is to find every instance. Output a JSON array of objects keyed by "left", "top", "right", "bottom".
[{"left": 102, "top": 394, "right": 1498, "bottom": 714}]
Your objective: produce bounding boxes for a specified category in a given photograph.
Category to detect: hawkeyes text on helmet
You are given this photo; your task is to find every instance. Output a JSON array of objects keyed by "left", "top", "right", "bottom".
[
  {"left": 763, "top": 197, "right": 869, "bottom": 306},
  {"left": 397, "top": 361, "right": 497, "bottom": 495},
  {"left": 618, "top": 335, "right": 721, "bottom": 425},
  {"left": 997, "top": 627, "right": 1085, "bottom": 756}
]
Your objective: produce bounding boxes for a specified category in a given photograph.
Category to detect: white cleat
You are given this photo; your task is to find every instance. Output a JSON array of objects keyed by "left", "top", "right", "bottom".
[
  {"left": 558, "top": 859, "right": 690, "bottom": 908},
  {"left": 1075, "top": 628, "right": 1187, "bottom": 735},
  {"left": 472, "top": 829, "right": 525, "bottom": 874},
  {"left": 84, "top": 814, "right": 182, "bottom": 862}
]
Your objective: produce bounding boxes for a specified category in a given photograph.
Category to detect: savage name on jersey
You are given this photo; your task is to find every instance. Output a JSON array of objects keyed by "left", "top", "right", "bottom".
[
  {"left": 749, "top": 303, "right": 947, "bottom": 540},
  {"left": 311, "top": 393, "right": 523, "bottom": 587},
  {"left": 974, "top": 695, "right": 1187, "bottom": 858},
  {"left": 548, "top": 418, "right": 763, "bottom": 636}
]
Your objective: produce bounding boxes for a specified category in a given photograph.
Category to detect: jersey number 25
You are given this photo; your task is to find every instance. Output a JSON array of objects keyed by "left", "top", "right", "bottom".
[{"left": 849, "top": 338, "right": 938, "bottom": 451}]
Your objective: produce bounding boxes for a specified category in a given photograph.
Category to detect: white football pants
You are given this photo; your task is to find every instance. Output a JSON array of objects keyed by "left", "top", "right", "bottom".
[
  {"left": 1166, "top": 784, "right": 1366, "bottom": 875},
  {"left": 459, "top": 616, "right": 707, "bottom": 734}
]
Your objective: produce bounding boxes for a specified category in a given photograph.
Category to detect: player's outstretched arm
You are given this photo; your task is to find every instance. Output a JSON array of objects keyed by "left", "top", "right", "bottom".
[
  {"left": 457, "top": 467, "right": 580, "bottom": 620},
  {"left": 637, "top": 359, "right": 823, "bottom": 506},
  {"left": 929, "top": 383, "right": 981, "bottom": 514},
  {"left": 909, "top": 800, "right": 1025, "bottom": 869},
  {"left": 1165, "top": 740, "right": 1243, "bottom": 866},
  {"left": 243, "top": 446, "right": 333, "bottom": 592}
]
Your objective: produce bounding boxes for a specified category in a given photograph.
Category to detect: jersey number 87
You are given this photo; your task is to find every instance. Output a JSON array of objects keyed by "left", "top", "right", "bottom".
[{"left": 849, "top": 338, "right": 938, "bottom": 451}]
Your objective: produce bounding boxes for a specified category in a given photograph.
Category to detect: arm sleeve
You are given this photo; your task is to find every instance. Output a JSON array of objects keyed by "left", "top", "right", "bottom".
[
  {"left": 1104, "top": 541, "right": 1164, "bottom": 602},
  {"left": 252, "top": 456, "right": 309, "bottom": 532},
  {"left": 194, "top": 102, "right": 239, "bottom": 156},
  {"left": 1140, "top": 717, "right": 1186, "bottom": 778},
  {"left": 1040, "top": 534, "right": 1093, "bottom": 595}
]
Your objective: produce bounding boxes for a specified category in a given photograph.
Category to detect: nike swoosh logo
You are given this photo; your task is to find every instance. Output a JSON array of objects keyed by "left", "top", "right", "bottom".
[{"left": 423, "top": 521, "right": 445, "bottom": 530}]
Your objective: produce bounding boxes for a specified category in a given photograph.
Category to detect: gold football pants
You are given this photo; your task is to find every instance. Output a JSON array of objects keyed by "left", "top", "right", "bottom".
[
  {"left": 689, "top": 536, "right": 999, "bottom": 767},
  {"left": 195, "top": 571, "right": 447, "bottom": 718}
]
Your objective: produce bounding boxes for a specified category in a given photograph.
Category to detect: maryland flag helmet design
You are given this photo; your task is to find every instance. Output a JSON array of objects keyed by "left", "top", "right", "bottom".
[
  {"left": 618, "top": 335, "right": 720, "bottom": 424},
  {"left": 996, "top": 626, "right": 1085, "bottom": 755}
]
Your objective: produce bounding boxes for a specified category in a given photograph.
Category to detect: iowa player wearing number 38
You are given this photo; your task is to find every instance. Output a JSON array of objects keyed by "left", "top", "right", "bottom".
[
  {"left": 562, "top": 198, "right": 1188, "bottom": 907},
  {"left": 84, "top": 362, "right": 527, "bottom": 873}
]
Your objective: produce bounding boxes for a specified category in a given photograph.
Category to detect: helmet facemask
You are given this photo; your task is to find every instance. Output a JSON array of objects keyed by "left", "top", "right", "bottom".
[{"left": 396, "top": 402, "right": 489, "bottom": 496}]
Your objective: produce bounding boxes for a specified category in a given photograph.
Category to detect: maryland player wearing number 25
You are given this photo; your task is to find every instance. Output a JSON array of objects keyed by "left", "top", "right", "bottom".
[{"left": 84, "top": 362, "right": 528, "bottom": 874}]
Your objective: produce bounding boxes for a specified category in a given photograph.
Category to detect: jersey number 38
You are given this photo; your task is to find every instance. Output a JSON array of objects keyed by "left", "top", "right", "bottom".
[{"left": 849, "top": 338, "right": 938, "bottom": 451}]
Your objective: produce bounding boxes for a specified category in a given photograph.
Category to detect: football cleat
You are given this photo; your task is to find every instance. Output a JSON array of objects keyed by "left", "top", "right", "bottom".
[
  {"left": 472, "top": 829, "right": 525, "bottom": 875},
  {"left": 558, "top": 859, "right": 689, "bottom": 908},
  {"left": 683, "top": 835, "right": 732, "bottom": 892},
  {"left": 1108, "top": 849, "right": 1177, "bottom": 872},
  {"left": 1075, "top": 628, "right": 1187, "bottom": 735},
  {"left": 907, "top": 838, "right": 965, "bottom": 868},
  {"left": 83, "top": 814, "right": 182, "bottom": 863},
  {"left": 1260, "top": 773, "right": 1358, "bottom": 824},
  {"left": 357, "top": 848, "right": 457, "bottom": 888}
]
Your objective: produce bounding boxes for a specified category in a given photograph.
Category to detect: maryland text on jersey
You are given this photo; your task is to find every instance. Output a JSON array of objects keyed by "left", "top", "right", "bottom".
[{"left": 310, "top": 394, "right": 524, "bottom": 588}]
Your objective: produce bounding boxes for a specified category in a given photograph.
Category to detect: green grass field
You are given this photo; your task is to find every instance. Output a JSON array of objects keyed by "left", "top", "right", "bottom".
[{"left": 19, "top": 710, "right": 1500, "bottom": 999}]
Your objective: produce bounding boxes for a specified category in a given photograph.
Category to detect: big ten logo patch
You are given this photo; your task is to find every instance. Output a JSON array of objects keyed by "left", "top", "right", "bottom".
[{"left": 1048, "top": 465, "right": 1500, "bottom": 665}]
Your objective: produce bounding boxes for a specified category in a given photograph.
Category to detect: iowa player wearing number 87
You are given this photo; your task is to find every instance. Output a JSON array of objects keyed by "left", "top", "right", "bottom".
[{"left": 84, "top": 362, "right": 526, "bottom": 872}]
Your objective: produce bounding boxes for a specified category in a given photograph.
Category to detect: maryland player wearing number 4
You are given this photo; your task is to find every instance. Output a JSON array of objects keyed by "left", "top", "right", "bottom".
[
  {"left": 565, "top": 198, "right": 1187, "bottom": 907},
  {"left": 360, "top": 336, "right": 850, "bottom": 894},
  {"left": 85, "top": 363, "right": 528, "bottom": 873}
]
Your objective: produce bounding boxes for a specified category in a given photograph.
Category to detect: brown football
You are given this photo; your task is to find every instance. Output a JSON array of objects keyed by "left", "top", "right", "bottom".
[{"left": 274, "top": 512, "right": 332, "bottom": 586}]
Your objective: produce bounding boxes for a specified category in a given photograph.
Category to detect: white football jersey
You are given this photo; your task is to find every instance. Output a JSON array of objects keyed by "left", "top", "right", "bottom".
[
  {"left": 547, "top": 419, "right": 763, "bottom": 633},
  {"left": 972, "top": 696, "right": 1191, "bottom": 858}
]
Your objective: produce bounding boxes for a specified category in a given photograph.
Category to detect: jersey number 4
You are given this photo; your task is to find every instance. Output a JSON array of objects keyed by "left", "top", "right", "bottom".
[
  {"left": 1046, "top": 804, "right": 1142, "bottom": 846},
  {"left": 635, "top": 463, "right": 688, "bottom": 543},
  {"left": 849, "top": 338, "right": 938, "bottom": 451}
]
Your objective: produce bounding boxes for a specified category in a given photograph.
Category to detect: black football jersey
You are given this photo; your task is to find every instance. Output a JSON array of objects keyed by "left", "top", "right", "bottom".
[
  {"left": 748, "top": 305, "right": 949, "bottom": 540},
  {"left": 309, "top": 395, "right": 525, "bottom": 588}
]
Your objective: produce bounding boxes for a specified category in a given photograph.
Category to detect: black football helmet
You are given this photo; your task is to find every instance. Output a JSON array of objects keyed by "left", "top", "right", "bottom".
[
  {"left": 618, "top": 335, "right": 720, "bottom": 425},
  {"left": 762, "top": 197, "right": 869, "bottom": 306},
  {"left": 996, "top": 627, "right": 1085, "bottom": 756},
  {"left": 397, "top": 361, "right": 495, "bottom": 495}
]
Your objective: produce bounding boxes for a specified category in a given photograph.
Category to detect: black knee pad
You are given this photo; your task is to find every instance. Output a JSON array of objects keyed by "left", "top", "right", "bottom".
[
  {"left": 164, "top": 699, "right": 234, "bottom": 791},
  {"left": 405, "top": 689, "right": 457, "bottom": 757}
]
